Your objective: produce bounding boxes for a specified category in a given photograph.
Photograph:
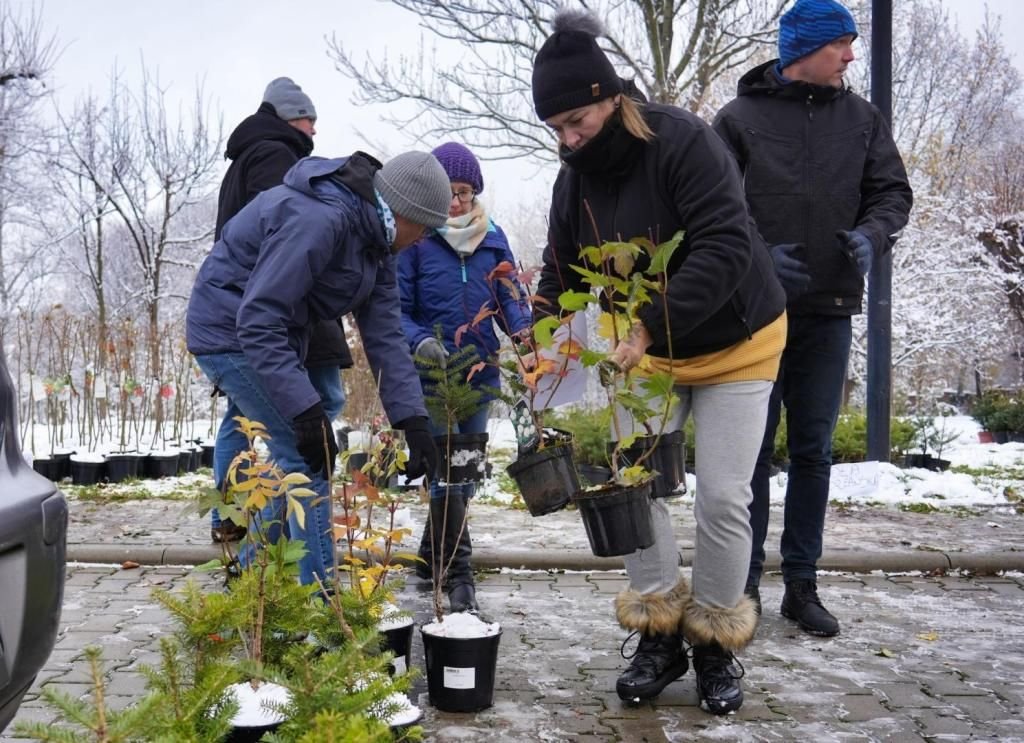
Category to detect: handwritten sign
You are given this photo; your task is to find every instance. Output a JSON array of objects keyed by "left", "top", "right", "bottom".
[{"left": 830, "top": 461, "right": 879, "bottom": 499}]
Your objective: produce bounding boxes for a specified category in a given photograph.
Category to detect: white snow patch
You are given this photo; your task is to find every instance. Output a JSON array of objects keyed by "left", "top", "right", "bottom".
[{"left": 422, "top": 612, "right": 500, "bottom": 638}]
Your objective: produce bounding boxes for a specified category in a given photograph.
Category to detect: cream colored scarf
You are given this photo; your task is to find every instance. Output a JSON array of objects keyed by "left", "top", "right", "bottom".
[{"left": 438, "top": 202, "right": 489, "bottom": 257}]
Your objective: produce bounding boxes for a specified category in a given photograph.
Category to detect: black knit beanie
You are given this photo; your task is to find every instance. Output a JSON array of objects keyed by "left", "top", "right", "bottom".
[{"left": 532, "top": 9, "right": 623, "bottom": 120}]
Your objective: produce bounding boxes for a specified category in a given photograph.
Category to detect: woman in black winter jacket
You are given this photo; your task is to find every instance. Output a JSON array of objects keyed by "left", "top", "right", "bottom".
[{"left": 530, "top": 9, "right": 787, "bottom": 715}]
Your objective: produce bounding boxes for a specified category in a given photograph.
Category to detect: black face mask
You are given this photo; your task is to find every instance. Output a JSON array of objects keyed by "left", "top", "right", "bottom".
[{"left": 560, "top": 111, "right": 641, "bottom": 179}]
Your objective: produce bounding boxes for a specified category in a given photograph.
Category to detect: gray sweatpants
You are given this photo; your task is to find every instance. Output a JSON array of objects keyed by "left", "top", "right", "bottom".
[{"left": 614, "top": 380, "right": 773, "bottom": 609}]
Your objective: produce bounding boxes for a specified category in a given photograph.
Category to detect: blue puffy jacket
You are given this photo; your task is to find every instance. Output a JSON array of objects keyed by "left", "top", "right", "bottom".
[
  {"left": 186, "top": 153, "right": 427, "bottom": 424},
  {"left": 398, "top": 221, "right": 530, "bottom": 401}
]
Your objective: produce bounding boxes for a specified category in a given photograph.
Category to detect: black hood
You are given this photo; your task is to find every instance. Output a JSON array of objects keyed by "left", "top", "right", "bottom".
[
  {"left": 737, "top": 59, "right": 848, "bottom": 103},
  {"left": 224, "top": 102, "right": 313, "bottom": 161}
]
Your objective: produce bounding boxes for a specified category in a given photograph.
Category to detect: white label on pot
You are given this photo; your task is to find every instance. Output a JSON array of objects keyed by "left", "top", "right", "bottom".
[
  {"left": 443, "top": 666, "right": 475, "bottom": 689},
  {"left": 392, "top": 655, "right": 407, "bottom": 676}
]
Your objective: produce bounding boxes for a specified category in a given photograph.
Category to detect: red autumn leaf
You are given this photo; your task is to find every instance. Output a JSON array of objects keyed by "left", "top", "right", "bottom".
[{"left": 487, "top": 260, "right": 516, "bottom": 281}]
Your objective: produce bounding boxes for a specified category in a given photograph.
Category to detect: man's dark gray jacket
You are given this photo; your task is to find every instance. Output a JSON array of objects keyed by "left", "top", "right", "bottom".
[{"left": 713, "top": 59, "right": 913, "bottom": 316}]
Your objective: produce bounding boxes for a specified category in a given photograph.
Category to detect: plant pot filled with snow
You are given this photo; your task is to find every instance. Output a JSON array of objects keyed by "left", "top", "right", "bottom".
[
  {"left": 435, "top": 432, "right": 489, "bottom": 484},
  {"left": 378, "top": 608, "right": 415, "bottom": 677},
  {"left": 49, "top": 449, "right": 74, "bottom": 481},
  {"left": 506, "top": 436, "right": 579, "bottom": 516},
  {"left": 572, "top": 480, "right": 655, "bottom": 557},
  {"left": 421, "top": 612, "right": 501, "bottom": 713},
  {"left": 902, "top": 453, "right": 951, "bottom": 472},
  {"left": 176, "top": 446, "right": 194, "bottom": 474},
  {"left": 105, "top": 451, "right": 142, "bottom": 482},
  {"left": 144, "top": 448, "right": 180, "bottom": 479},
  {"left": 31, "top": 456, "right": 63, "bottom": 482},
  {"left": 201, "top": 442, "right": 216, "bottom": 468},
  {"left": 610, "top": 430, "right": 686, "bottom": 498},
  {"left": 220, "top": 680, "right": 291, "bottom": 743},
  {"left": 71, "top": 453, "right": 106, "bottom": 485}
]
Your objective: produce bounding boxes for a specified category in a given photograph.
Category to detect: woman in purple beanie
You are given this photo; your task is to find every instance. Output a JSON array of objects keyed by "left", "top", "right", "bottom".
[{"left": 397, "top": 142, "right": 531, "bottom": 614}]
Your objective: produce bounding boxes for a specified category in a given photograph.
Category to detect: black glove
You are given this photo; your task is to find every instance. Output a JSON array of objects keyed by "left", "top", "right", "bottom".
[
  {"left": 769, "top": 242, "right": 811, "bottom": 299},
  {"left": 836, "top": 229, "right": 873, "bottom": 276},
  {"left": 396, "top": 416, "right": 438, "bottom": 481},
  {"left": 293, "top": 402, "right": 338, "bottom": 477}
]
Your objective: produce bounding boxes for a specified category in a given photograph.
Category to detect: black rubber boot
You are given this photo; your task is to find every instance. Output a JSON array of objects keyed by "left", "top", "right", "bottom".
[
  {"left": 693, "top": 642, "right": 745, "bottom": 715},
  {"left": 615, "top": 632, "right": 689, "bottom": 701},
  {"left": 443, "top": 488, "right": 478, "bottom": 613},
  {"left": 781, "top": 579, "right": 840, "bottom": 637},
  {"left": 414, "top": 513, "right": 434, "bottom": 581},
  {"left": 421, "top": 486, "right": 478, "bottom": 612}
]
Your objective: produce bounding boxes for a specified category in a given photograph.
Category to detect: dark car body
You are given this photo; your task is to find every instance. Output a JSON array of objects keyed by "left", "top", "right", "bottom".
[{"left": 0, "top": 348, "right": 67, "bottom": 732}]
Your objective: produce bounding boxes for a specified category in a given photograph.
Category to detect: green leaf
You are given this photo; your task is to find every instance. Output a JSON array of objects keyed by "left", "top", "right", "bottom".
[
  {"left": 647, "top": 230, "right": 685, "bottom": 275},
  {"left": 532, "top": 316, "right": 561, "bottom": 348},
  {"left": 558, "top": 290, "right": 596, "bottom": 312}
]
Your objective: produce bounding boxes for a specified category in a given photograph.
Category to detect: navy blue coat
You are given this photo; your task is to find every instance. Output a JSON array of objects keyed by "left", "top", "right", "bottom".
[
  {"left": 398, "top": 222, "right": 530, "bottom": 401},
  {"left": 187, "top": 153, "right": 426, "bottom": 423}
]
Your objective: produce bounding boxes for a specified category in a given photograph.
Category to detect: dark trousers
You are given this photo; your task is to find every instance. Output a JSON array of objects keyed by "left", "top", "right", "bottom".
[{"left": 748, "top": 315, "right": 852, "bottom": 585}]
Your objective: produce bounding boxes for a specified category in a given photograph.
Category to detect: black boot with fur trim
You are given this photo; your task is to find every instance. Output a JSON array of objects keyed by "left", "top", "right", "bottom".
[
  {"left": 614, "top": 579, "right": 690, "bottom": 701},
  {"left": 682, "top": 593, "right": 757, "bottom": 715}
]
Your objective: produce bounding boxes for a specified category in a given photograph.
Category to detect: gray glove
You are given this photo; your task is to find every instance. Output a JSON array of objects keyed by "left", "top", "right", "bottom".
[{"left": 415, "top": 337, "right": 450, "bottom": 369}]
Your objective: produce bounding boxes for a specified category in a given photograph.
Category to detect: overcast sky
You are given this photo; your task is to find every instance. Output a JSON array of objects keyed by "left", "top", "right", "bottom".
[{"left": 31, "top": 0, "right": 1024, "bottom": 212}]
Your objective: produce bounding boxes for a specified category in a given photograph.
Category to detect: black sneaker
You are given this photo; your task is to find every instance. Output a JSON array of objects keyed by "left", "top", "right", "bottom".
[
  {"left": 744, "top": 583, "right": 761, "bottom": 616},
  {"left": 781, "top": 579, "right": 840, "bottom": 637},
  {"left": 616, "top": 632, "right": 689, "bottom": 701},
  {"left": 693, "top": 643, "right": 745, "bottom": 715}
]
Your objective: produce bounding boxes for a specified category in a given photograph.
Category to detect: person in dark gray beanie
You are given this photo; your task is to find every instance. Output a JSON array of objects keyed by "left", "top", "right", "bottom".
[
  {"left": 714, "top": 0, "right": 911, "bottom": 643},
  {"left": 210, "top": 75, "right": 336, "bottom": 545},
  {"left": 187, "top": 149, "right": 450, "bottom": 589},
  {"left": 262, "top": 76, "right": 317, "bottom": 123}
]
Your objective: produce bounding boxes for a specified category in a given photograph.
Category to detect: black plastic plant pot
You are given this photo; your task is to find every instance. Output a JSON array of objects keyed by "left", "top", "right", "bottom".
[
  {"left": 105, "top": 452, "right": 141, "bottom": 483},
  {"left": 435, "top": 432, "right": 489, "bottom": 484},
  {"left": 49, "top": 451, "right": 73, "bottom": 481},
  {"left": 576, "top": 463, "right": 612, "bottom": 487},
  {"left": 572, "top": 480, "right": 655, "bottom": 557},
  {"left": 347, "top": 451, "right": 369, "bottom": 474},
  {"left": 31, "top": 457, "right": 61, "bottom": 482},
  {"left": 176, "top": 448, "right": 192, "bottom": 474},
  {"left": 420, "top": 626, "right": 501, "bottom": 712},
  {"left": 201, "top": 443, "right": 216, "bottom": 468},
  {"left": 144, "top": 452, "right": 180, "bottom": 479},
  {"left": 223, "top": 723, "right": 282, "bottom": 743},
  {"left": 380, "top": 620, "right": 415, "bottom": 677},
  {"left": 611, "top": 430, "right": 686, "bottom": 498},
  {"left": 71, "top": 458, "right": 106, "bottom": 485},
  {"left": 506, "top": 443, "right": 579, "bottom": 517}
]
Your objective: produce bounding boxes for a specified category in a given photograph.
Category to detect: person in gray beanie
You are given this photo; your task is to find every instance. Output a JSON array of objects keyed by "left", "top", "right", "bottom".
[
  {"left": 713, "top": 0, "right": 912, "bottom": 639},
  {"left": 262, "top": 76, "right": 317, "bottom": 124},
  {"left": 187, "top": 149, "right": 451, "bottom": 589},
  {"left": 210, "top": 76, "right": 348, "bottom": 546}
]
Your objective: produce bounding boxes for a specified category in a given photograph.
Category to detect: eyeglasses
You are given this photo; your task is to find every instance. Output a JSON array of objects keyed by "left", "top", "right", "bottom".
[{"left": 451, "top": 189, "right": 475, "bottom": 204}]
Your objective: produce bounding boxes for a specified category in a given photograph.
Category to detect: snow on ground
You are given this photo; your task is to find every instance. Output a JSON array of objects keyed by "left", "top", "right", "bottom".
[
  {"left": 477, "top": 415, "right": 1023, "bottom": 511},
  {"left": 29, "top": 414, "right": 1024, "bottom": 511}
]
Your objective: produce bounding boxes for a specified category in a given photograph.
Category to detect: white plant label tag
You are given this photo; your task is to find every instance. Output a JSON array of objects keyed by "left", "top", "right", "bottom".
[
  {"left": 392, "top": 654, "right": 407, "bottom": 676},
  {"left": 443, "top": 666, "right": 475, "bottom": 689}
]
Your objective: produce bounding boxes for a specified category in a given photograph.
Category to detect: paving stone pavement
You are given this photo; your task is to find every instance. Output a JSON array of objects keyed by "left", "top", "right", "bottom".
[{"left": 4, "top": 562, "right": 1024, "bottom": 742}]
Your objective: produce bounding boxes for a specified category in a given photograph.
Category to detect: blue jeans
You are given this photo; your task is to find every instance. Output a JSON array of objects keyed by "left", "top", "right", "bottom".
[
  {"left": 748, "top": 315, "right": 851, "bottom": 585},
  {"left": 212, "top": 364, "right": 345, "bottom": 526},
  {"left": 197, "top": 353, "right": 336, "bottom": 587},
  {"left": 427, "top": 403, "right": 490, "bottom": 501}
]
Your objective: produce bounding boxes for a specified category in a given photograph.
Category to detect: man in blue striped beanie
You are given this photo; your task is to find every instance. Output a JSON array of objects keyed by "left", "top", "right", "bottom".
[
  {"left": 778, "top": 0, "right": 858, "bottom": 72},
  {"left": 713, "top": 0, "right": 912, "bottom": 639}
]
